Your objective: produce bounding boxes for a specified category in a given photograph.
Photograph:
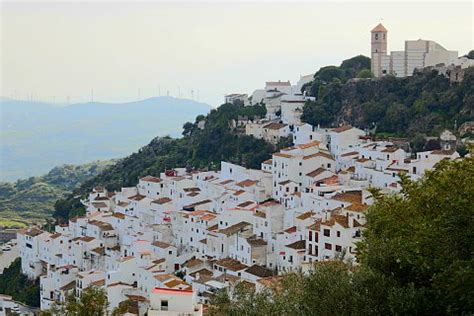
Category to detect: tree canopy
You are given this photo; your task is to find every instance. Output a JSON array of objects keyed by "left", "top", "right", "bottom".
[
  {"left": 209, "top": 155, "right": 474, "bottom": 315},
  {"left": 302, "top": 67, "right": 474, "bottom": 139}
]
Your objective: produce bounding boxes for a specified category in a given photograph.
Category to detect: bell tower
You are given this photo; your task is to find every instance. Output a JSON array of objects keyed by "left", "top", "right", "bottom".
[{"left": 371, "top": 23, "right": 388, "bottom": 77}]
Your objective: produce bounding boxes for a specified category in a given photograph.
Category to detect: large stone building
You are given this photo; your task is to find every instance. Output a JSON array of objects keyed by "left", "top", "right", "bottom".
[{"left": 371, "top": 23, "right": 459, "bottom": 78}]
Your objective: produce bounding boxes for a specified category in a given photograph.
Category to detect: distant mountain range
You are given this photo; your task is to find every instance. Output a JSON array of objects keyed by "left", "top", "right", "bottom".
[{"left": 0, "top": 97, "right": 211, "bottom": 181}]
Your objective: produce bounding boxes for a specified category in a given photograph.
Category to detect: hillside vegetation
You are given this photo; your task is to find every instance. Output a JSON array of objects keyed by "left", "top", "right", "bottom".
[
  {"left": 302, "top": 61, "right": 474, "bottom": 139},
  {"left": 210, "top": 156, "right": 474, "bottom": 315},
  {"left": 0, "top": 160, "right": 115, "bottom": 224}
]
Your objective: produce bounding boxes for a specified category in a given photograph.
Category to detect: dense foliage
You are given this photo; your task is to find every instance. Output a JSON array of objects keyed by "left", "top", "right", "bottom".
[
  {"left": 0, "top": 258, "right": 40, "bottom": 307},
  {"left": 42, "top": 287, "right": 109, "bottom": 316},
  {"left": 302, "top": 66, "right": 474, "bottom": 138},
  {"left": 0, "top": 160, "right": 115, "bottom": 224},
  {"left": 210, "top": 156, "right": 474, "bottom": 315},
  {"left": 53, "top": 104, "right": 277, "bottom": 221}
]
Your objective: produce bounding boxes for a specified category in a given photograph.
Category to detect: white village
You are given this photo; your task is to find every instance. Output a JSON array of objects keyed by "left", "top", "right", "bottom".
[{"left": 3, "top": 23, "right": 472, "bottom": 315}]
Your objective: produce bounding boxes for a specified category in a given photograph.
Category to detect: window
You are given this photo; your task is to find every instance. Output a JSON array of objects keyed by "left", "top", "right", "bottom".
[
  {"left": 325, "top": 243, "right": 332, "bottom": 250},
  {"left": 375, "top": 33, "right": 378, "bottom": 40},
  {"left": 335, "top": 245, "right": 342, "bottom": 252},
  {"left": 308, "top": 231, "right": 312, "bottom": 242},
  {"left": 323, "top": 229, "right": 330, "bottom": 237},
  {"left": 161, "top": 300, "right": 169, "bottom": 311},
  {"left": 337, "top": 231, "right": 341, "bottom": 238}
]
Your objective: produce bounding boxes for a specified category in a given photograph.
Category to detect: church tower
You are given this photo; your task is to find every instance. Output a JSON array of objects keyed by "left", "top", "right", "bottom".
[{"left": 371, "top": 23, "right": 388, "bottom": 77}]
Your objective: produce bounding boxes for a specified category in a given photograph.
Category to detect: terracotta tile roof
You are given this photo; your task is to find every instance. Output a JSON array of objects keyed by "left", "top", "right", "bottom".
[
  {"left": 50, "top": 233, "right": 61, "bottom": 239},
  {"left": 140, "top": 176, "right": 161, "bottom": 183},
  {"left": 322, "top": 214, "right": 349, "bottom": 228},
  {"left": 91, "top": 279, "right": 105, "bottom": 287},
  {"left": 263, "top": 122, "right": 288, "bottom": 130},
  {"left": 431, "top": 149, "right": 456, "bottom": 155},
  {"left": 92, "top": 247, "right": 105, "bottom": 255},
  {"left": 284, "top": 226, "right": 297, "bottom": 234},
  {"left": 297, "top": 140, "right": 321, "bottom": 149},
  {"left": 244, "top": 265, "right": 274, "bottom": 278},
  {"left": 332, "top": 191, "right": 362, "bottom": 204},
  {"left": 307, "top": 220, "right": 321, "bottom": 231},
  {"left": 219, "top": 179, "right": 234, "bottom": 185},
  {"left": 129, "top": 194, "right": 146, "bottom": 201},
  {"left": 332, "top": 125, "right": 353, "bottom": 133},
  {"left": 154, "top": 274, "right": 175, "bottom": 282},
  {"left": 112, "top": 212, "right": 125, "bottom": 219},
  {"left": 262, "top": 159, "right": 273, "bottom": 165},
  {"left": 237, "top": 201, "right": 255, "bottom": 208},
  {"left": 218, "top": 222, "right": 252, "bottom": 236},
  {"left": 152, "top": 241, "right": 172, "bottom": 249},
  {"left": 88, "top": 220, "right": 114, "bottom": 231},
  {"left": 346, "top": 203, "right": 368, "bottom": 212},
  {"left": 246, "top": 237, "right": 267, "bottom": 246},
  {"left": 117, "top": 201, "right": 129, "bottom": 207},
  {"left": 92, "top": 202, "right": 108, "bottom": 208},
  {"left": 201, "top": 214, "right": 217, "bottom": 221},
  {"left": 273, "top": 152, "right": 293, "bottom": 158},
  {"left": 233, "top": 190, "right": 246, "bottom": 196},
  {"left": 125, "top": 294, "right": 148, "bottom": 302},
  {"left": 152, "top": 197, "right": 172, "bottom": 205},
  {"left": 296, "top": 212, "right": 314, "bottom": 220},
  {"left": 207, "top": 224, "right": 219, "bottom": 232},
  {"left": 60, "top": 281, "right": 76, "bottom": 291},
  {"left": 371, "top": 23, "right": 387, "bottom": 32},
  {"left": 80, "top": 236, "right": 95, "bottom": 242},
  {"left": 286, "top": 240, "right": 306, "bottom": 250},
  {"left": 303, "top": 152, "right": 334, "bottom": 161},
  {"left": 94, "top": 196, "right": 109, "bottom": 201},
  {"left": 341, "top": 151, "right": 359, "bottom": 157},
  {"left": 236, "top": 179, "right": 258, "bottom": 187},
  {"left": 184, "top": 258, "right": 204, "bottom": 268},
  {"left": 183, "top": 187, "right": 201, "bottom": 192},
  {"left": 306, "top": 168, "right": 327, "bottom": 178},
  {"left": 183, "top": 199, "right": 212, "bottom": 209},
  {"left": 214, "top": 257, "right": 248, "bottom": 271},
  {"left": 189, "top": 268, "right": 213, "bottom": 278},
  {"left": 381, "top": 146, "right": 399, "bottom": 153}
]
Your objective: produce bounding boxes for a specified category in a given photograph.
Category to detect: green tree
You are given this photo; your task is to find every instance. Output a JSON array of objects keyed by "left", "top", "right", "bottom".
[
  {"left": 210, "top": 157, "right": 474, "bottom": 315},
  {"left": 46, "top": 287, "right": 108, "bottom": 316},
  {"left": 357, "top": 69, "right": 374, "bottom": 78},
  {"left": 0, "top": 258, "right": 40, "bottom": 307},
  {"left": 358, "top": 156, "right": 474, "bottom": 314}
]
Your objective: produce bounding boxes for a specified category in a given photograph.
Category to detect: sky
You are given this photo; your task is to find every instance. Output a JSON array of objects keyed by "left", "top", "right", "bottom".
[{"left": 1, "top": 1, "right": 473, "bottom": 107}]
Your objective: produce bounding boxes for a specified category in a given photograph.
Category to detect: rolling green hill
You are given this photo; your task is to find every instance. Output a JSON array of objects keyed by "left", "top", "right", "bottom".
[{"left": 0, "top": 160, "right": 116, "bottom": 225}]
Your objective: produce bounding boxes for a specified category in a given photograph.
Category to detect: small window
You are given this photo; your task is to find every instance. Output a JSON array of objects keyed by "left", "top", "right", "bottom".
[
  {"left": 161, "top": 300, "right": 169, "bottom": 311},
  {"left": 323, "top": 229, "right": 330, "bottom": 237}
]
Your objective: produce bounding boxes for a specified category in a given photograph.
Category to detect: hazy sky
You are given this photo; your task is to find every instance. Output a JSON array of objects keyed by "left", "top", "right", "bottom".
[{"left": 2, "top": 1, "right": 473, "bottom": 106}]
